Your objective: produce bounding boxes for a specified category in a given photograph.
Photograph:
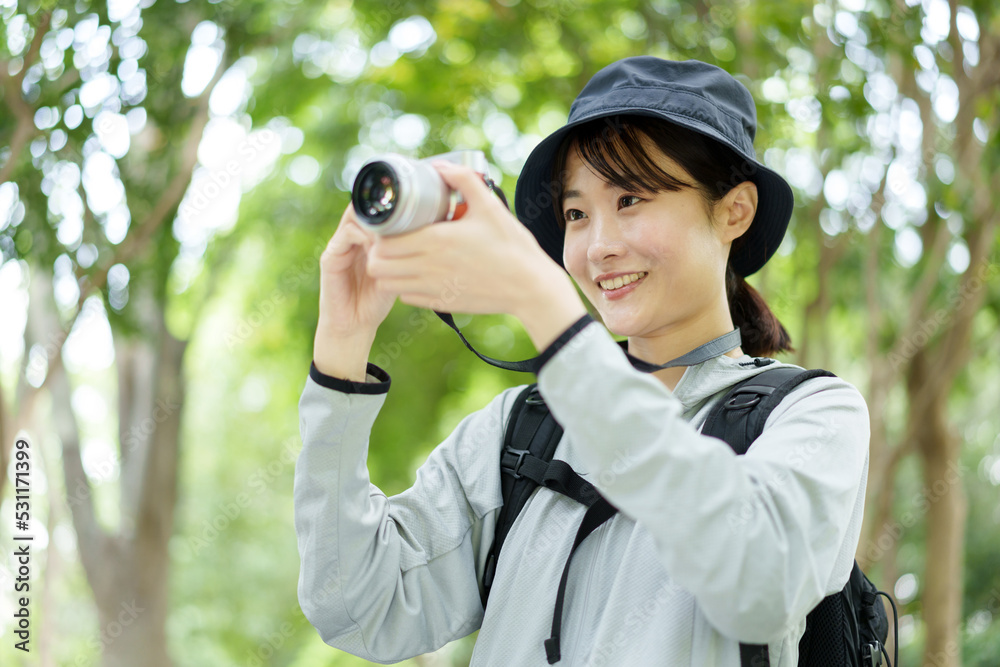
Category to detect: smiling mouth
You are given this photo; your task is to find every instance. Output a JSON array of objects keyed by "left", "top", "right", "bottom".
[{"left": 597, "top": 272, "right": 648, "bottom": 291}]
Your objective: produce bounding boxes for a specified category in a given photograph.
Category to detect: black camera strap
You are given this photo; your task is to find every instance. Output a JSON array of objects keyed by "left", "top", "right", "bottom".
[{"left": 433, "top": 311, "right": 742, "bottom": 374}]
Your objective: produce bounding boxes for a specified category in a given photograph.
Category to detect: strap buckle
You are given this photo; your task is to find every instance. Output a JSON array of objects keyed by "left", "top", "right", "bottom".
[
  {"left": 725, "top": 384, "right": 776, "bottom": 410},
  {"left": 726, "top": 393, "right": 763, "bottom": 409},
  {"left": 501, "top": 448, "right": 531, "bottom": 480},
  {"left": 861, "top": 641, "right": 883, "bottom": 666},
  {"left": 526, "top": 391, "right": 546, "bottom": 405}
]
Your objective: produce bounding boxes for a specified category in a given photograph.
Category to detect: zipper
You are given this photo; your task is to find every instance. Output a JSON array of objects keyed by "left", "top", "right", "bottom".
[{"left": 567, "top": 515, "right": 613, "bottom": 663}]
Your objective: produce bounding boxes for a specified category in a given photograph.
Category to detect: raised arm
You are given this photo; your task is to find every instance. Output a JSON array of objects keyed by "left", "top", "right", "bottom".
[{"left": 295, "top": 368, "right": 518, "bottom": 661}]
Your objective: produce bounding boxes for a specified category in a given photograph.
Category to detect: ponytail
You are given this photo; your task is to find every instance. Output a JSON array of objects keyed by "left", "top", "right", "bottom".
[{"left": 725, "top": 263, "right": 793, "bottom": 358}]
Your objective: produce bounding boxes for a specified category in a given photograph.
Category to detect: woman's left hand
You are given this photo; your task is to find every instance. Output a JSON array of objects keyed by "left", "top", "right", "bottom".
[{"left": 364, "top": 160, "right": 578, "bottom": 322}]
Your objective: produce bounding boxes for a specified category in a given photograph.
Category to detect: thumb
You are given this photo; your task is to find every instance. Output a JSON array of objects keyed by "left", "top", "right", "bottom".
[{"left": 431, "top": 161, "right": 505, "bottom": 215}]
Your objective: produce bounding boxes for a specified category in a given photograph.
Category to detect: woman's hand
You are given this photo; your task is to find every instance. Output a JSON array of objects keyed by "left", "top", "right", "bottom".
[
  {"left": 365, "top": 161, "right": 588, "bottom": 349},
  {"left": 313, "top": 205, "right": 398, "bottom": 380}
]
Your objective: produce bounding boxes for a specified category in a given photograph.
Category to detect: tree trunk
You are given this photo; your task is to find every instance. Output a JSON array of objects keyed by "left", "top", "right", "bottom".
[
  {"left": 98, "top": 586, "right": 173, "bottom": 667},
  {"left": 46, "top": 281, "right": 185, "bottom": 667},
  {"left": 103, "top": 305, "right": 186, "bottom": 667},
  {"left": 908, "top": 351, "right": 966, "bottom": 667}
]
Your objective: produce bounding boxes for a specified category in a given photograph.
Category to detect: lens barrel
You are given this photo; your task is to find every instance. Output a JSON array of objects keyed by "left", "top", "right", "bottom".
[
  {"left": 352, "top": 162, "right": 399, "bottom": 226},
  {"left": 350, "top": 154, "right": 451, "bottom": 235}
]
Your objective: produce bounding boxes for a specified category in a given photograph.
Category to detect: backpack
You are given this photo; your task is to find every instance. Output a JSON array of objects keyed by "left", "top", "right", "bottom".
[{"left": 480, "top": 365, "right": 897, "bottom": 667}]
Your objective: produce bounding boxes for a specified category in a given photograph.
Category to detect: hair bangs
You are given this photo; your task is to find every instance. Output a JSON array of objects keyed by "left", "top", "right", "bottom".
[
  {"left": 551, "top": 115, "right": 747, "bottom": 231},
  {"left": 573, "top": 119, "right": 693, "bottom": 195}
]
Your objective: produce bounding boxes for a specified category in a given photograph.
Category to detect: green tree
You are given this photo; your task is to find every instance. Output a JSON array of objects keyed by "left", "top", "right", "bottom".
[{"left": 1, "top": 1, "right": 320, "bottom": 664}]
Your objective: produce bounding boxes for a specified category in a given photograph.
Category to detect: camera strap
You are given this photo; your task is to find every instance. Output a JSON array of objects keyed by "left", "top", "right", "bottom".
[{"left": 433, "top": 311, "right": 742, "bottom": 374}]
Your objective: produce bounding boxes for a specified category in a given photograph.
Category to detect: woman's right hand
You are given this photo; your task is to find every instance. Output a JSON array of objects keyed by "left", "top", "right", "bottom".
[{"left": 313, "top": 205, "right": 397, "bottom": 379}]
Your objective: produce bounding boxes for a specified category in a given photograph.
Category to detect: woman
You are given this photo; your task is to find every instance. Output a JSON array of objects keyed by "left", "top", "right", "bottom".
[{"left": 295, "top": 57, "right": 869, "bottom": 666}]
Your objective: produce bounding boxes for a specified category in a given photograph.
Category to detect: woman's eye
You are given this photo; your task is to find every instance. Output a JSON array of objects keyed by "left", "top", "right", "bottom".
[
  {"left": 618, "top": 195, "right": 642, "bottom": 209},
  {"left": 563, "top": 209, "right": 586, "bottom": 222}
]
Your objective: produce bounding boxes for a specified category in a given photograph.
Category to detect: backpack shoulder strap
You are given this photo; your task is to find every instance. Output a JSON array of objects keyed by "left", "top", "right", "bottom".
[
  {"left": 481, "top": 383, "right": 564, "bottom": 607},
  {"left": 702, "top": 365, "right": 836, "bottom": 667},
  {"left": 701, "top": 366, "right": 836, "bottom": 454},
  {"left": 482, "top": 384, "right": 616, "bottom": 662}
]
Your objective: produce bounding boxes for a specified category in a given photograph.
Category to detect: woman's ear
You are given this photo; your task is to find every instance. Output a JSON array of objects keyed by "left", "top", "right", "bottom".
[{"left": 716, "top": 181, "right": 758, "bottom": 243}]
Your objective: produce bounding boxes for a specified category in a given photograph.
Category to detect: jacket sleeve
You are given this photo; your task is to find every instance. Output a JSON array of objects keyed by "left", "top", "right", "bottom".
[
  {"left": 535, "top": 322, "right": 870, "bottom": 644},
  {"left": 294, "top": 366, "right": 512, "bottom": 663}
]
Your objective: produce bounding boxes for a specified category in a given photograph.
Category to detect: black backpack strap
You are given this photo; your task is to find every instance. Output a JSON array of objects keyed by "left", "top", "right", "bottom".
[
  {"left": 701, "top": 366, "right": 836, "bottom": 667},
  {"left": 544, "top": 496, "right": 617, "bottom": 664},
  {"left": 482, "top": 383, "right": 616, "bottom": 663},
  {"left": 484, "top": 383, "right": 610, "bottom": 606},
  {"left": 500, "top": 449, "right": 602, "bottom": 507},
  {"left": 740, "top": 643, "right": 770, "bottom": 667},
  {"left": 487, "top": 367, "right": 841, "bottom": 664},
  {"left": 702, "top": 367, "right": 836, "bottom": 455},
  {"left": 482, "top": 384, "right": 549, "bottom": 605}
]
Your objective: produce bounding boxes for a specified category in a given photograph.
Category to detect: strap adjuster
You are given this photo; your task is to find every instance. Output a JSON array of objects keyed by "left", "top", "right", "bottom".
[
  {"left": 726, "top": 393, "right": 763, "bottom": 409},
  {"left": 725, "top": 384, "right": 776, "bottom": 410},
  {"left": 501, "top": 448, "right": 531, "bottom": 479},
  {"left": 861, "top": 641, "right": 883, "bottom": 666},
  {"left": 526, "top": 389, "right": 545, "bottom": 405}
]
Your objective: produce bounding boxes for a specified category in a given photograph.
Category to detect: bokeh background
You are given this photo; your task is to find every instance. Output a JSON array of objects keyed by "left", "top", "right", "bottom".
[{"left": 2, "top": 0, "right": 999, "bottom": 665}]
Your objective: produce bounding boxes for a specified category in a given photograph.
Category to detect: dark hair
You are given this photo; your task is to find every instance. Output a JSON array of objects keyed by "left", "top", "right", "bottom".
[{"left": 553, "top": 115, "right": 793, "bottom": 358}]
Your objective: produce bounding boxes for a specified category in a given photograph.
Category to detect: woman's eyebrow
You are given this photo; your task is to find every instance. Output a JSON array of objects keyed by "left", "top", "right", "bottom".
[{"left": 563, "top": 189, "right": 583, "bottom": 200}]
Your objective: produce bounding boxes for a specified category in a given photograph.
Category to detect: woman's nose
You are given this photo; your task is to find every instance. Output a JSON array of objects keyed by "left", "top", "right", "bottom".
[{"left": 586, "top": 217, "right": 627, "bottom": 263}]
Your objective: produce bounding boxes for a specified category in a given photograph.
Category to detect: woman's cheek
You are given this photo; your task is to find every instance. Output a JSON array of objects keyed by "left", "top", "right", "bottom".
[{"left": 562, "top": 233, "right": 587, "bottom": 283}]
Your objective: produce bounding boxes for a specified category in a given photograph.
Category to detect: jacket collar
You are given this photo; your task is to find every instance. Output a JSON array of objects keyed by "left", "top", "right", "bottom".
[
  {"left": 614, "top": 339, "right": 787, "bottom": 414},
  {"left": 674, "top": 353, "right": 788, "bottom": 415}
]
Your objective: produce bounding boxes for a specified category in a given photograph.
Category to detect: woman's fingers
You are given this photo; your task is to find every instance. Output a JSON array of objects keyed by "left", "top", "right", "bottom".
[
  {"left": 335, "top": 209, "right": 374, "bottom": 248},
  {"left": 368, "top": 163, "right": 512, "bottom": 260},
  {"left": 431, "top": 161, "right": 501, "bottom": 211},
  {"left": 336, "top": 162, "right": 545, "bottom": 317},
  {"left": 365, "top": 251, "right": 429, "bottom": 279},
  {"left": 368, "top": 233, "right": 427, "bottom": 259},
  {"left": 321, "top": 210, "right": 378, "bottom": 278}
]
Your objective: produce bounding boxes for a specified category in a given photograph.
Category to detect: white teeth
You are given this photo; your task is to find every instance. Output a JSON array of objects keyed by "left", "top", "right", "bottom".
[{"left": 599, "top": 272, "right": 647, "bottom": 291}]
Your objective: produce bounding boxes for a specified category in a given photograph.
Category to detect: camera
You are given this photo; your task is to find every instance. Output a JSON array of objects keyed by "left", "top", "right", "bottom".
[{"left": 351, "top": 150, "right": 506, "bottom": 235}]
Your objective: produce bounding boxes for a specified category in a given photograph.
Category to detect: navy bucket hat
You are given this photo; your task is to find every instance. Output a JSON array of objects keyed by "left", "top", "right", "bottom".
[{"left": 514, "top": 56, "right": 794, "bottom": 277}]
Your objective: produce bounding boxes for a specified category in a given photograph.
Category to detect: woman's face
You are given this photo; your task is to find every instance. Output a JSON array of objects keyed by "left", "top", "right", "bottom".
[{"left": 561, "top": 142, "right": 735, "bottom": 338}]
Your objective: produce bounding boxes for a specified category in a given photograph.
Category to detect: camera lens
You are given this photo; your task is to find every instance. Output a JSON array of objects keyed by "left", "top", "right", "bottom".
[{"left": 352, "top": 162, "right": 398, "bottom": 225}]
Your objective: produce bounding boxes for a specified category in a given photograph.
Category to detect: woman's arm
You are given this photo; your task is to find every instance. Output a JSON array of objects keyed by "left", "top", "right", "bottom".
[
  {"left": 534, "top": 321, "right": 870, "bottom": 644},
  {"left": 294, "top": 367, "right": 515, "bottom": 662}
]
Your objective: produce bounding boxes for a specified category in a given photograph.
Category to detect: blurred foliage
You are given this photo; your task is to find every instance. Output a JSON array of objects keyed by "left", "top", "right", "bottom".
[{"left": 1, "top": 0, "right": 999, "bottom": 665}]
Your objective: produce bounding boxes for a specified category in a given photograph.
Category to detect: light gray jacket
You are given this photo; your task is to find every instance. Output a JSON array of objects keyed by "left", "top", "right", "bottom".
[{"left": 295, "top": 319, "right": 870, "bottom": 666}]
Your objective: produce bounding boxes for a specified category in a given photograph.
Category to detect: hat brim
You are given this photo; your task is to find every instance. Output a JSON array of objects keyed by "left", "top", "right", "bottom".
[{"left": 514, "top": 110, "right": 793, "bottom": 277}]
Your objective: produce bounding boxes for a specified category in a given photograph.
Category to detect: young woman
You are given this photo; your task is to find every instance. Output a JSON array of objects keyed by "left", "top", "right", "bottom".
[{"left": 295, "top": 57, "right": 869, "bottom": 666}]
